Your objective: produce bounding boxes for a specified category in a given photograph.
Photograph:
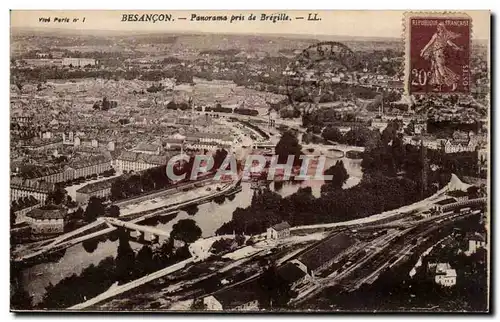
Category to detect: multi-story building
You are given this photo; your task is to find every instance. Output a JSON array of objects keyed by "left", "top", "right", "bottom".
[
  {"left": 164, "top": 138, "right": 185, "bottom": 150},
  {"left": 447, "top": 190, "right": 469, "bottom": 202},
  {"left": 186, "top": 132, "right": 235, "bottom": 146},
  {"left": 25, "top": 207, "right": 67, "bottom": 239},
  {"left": 75, "top": 179, "right": 114, "bottom": 204},
  {"left": 11, "top": 113, "right": 33, "bottom": 125},
  {"left": 63, "top": 131, "right": 115, "bottom": 152},
  {"left": 62, "top": 58, "right": 97, "bottom": 67},
  {"left": 184, "top": 140, "right": 221, "bottom": 151},
  {"left": 184, "top": 132, "right": 235, "bottom": 151},
  {"left": 466, "top": 232, "right": 486, "bottom": 255},
  {"left": 17, "top": 166, "right": 67, "bottom": 186},
  {"left": 433, "top": 198, "right": 458, "bottom": 213},
  {"left": 428, "top": 262, "right": 457, "bottom": 287},
  {"left": 21, "top": 137, "right": 63, "bottom": 151},
  {"left": 12, "top": 196, "right": 42, "bottom": 224},
  {"left": 404, "top": 136, "right": 447, "bottom": 151},
  {"left": 10, "top": 177, "right": 55, "bottom": 204},
  {"left": 115, "top": 151, "right": 170, "bottom": 173},
  {"left": 69, "top": 155, "right": 113, "bottom": 179},
  {"left": 132, "top": 142, "right": 161, "bottom": 155},
  {"left": 444, "top": 139, "right": 477, "bottom": 154}
]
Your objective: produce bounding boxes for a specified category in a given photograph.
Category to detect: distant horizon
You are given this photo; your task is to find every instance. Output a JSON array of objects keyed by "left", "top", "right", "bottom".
[
  {"left": 10, "top": 26, "right": 406, "bottom": 42},
  {"left": 10, "top": 26, "right": 491, "bottom": 43}
]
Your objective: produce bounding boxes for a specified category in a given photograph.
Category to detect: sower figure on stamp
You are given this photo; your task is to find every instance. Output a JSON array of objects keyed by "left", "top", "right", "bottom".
[{"left": 420, "top": 22, "right": 464, "bottom": 92}]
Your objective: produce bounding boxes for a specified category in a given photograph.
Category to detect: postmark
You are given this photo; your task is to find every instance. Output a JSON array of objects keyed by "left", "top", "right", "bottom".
[
  {"left": 404, "top": 12, "right": 472, "bottom": 94},
  {"left": 285, "top": 41, "right": 358, "bottom": 115}
]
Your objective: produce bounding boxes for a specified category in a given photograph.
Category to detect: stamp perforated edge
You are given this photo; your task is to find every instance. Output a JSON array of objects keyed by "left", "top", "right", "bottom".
[{"left": 402, "top": 11, "right": 473, "bottom": 96}]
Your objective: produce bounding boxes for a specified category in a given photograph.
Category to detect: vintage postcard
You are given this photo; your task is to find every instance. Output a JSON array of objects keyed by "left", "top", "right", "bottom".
[{"left": 10, "top": 10, "right": 490, "bottom": 312}]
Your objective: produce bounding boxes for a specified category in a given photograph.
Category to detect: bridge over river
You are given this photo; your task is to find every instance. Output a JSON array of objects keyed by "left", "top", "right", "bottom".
[
  {"left": 252, "top": 141, "right": 364, "bottom": 156},
  {"left": 104, "top": 217, "right": 171, "bottom": 243}
]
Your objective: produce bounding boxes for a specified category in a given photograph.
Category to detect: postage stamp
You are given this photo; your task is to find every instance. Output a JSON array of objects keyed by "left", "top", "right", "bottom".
[{"left": 404, "top": 12, "right": 472, "bottom": 94}]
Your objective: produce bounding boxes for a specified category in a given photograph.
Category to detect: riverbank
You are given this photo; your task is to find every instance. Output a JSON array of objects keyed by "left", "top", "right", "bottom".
[{"left": 14, "top": 136, "right": 366, "bottom": 309}]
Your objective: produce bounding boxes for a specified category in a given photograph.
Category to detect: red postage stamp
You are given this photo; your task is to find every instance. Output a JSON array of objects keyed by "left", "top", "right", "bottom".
[{"left": 405, "top": 13, "right": 471, "bottom": 94}]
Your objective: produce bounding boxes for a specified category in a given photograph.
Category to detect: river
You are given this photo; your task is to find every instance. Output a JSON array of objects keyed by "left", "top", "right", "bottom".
[{"left": 20, "top": 152, "right": 362, "bottom": 305}]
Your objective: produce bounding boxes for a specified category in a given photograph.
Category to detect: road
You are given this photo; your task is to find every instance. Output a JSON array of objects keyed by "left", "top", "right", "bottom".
[{"left": 70, "top": 257, "right": 195, "bottom": 310}]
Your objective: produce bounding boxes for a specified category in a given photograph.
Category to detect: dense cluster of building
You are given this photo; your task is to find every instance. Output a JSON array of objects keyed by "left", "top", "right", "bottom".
[{"left": 9, "top": 100, "right": 246, "bottom": 242}]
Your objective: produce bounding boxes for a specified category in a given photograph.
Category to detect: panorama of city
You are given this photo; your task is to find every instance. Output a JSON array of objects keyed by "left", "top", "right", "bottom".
[{"left": 10, "top": 15, "right": 489, "bottom": 312}]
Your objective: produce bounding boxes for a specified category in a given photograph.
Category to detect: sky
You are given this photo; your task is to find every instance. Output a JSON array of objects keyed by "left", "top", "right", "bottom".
[{"left": 10, "top": 10, "right": 490, "bottom": 40}]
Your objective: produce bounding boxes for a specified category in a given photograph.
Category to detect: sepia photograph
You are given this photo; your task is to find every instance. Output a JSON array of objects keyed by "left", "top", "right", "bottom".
[{"left": 9, "top": 9, "right": 490, "bottom": 313}]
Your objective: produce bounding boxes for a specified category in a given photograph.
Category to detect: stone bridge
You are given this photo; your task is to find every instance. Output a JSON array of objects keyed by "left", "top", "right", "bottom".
[{"left": 104, "top": 217, "right": 170, "bottom": 244}]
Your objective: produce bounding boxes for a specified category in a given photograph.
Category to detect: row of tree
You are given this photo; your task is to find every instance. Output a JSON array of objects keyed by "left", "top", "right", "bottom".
[
  {"left": 110, "top": 150, "right": 228, "bottom": 202},
  {"left": 321, "top": 126, "right": 380, "bottom": 147},
  {"left": 215, "top": 168, "right": 420, "bottom": 236}
]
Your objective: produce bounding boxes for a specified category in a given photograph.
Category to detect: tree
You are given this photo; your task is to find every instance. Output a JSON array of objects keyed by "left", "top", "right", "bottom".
[
  {"left": 404, "top": 119, "right": 416, "bottom": 135},
  {"left": 275, "top": 130, "right": 302, "bottom": 164},
  {"left": 73, "top": 207, "right": 84, "bottom": 220},
  {"left": 156, "top": 237, "right": 174, "bottom": 260},
  {"left": 108, "top": 231, "right": 119, "bottom": 242},
  {"left": 171, "top": 219, "right": 202, "bottom": 244},
  {"left": 259, "top": 264, "right": 296, "bottom": 309},
  {"left": 47, "top": 187, "right": 67, "bottom": 205},
  {"left": 116, "top": 228, "right": 136, "bottom": 283},
  {"left": 10, "top": 287, "right": 33, "bottom": 310},
  {"left": 322, "top": 160, "right": 349, "bottom": 192},
  {"left": 108, "top": 205, "right": 120, "bottom": 218},
  {"left": 210, "top": 238, "right": 234, "bottom": 254},
  {"left": 213, "top": 195, "right": 226, "bottom": 205},
  {"left": 10, "top": 209, "right": 16, "bottom": 226},
  {"left": 213, "top": 148, "right": 229, "bottom": 170},
  {"left": 111, "top": 177, "right": 125, "bottom": 201},
  {"left": 184, "top": 205, "right": 199, "bottom": 216},
  {"left": 235, "top": 234, "right": 246, "bottom": 246},
  {"left": 190, "top": 298, "right": 207, "bottom": 311},
  {"left": 82, "top": 239, "right": 99, "bottom": 253},
  {"left": 322, "top": 127, "right": 343, "bottom": 143},
  {"left": 84, "top": 197, "right": 105, "bottom": 222},
  {"left": 136, "top": 245, "right": 155, "bottom": 276},
  {"left": 467, "top": 186, "right": 480, "bottom": 199},
  {"left": 102, "top": 97, "right": 110, "bottom": 110}
]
